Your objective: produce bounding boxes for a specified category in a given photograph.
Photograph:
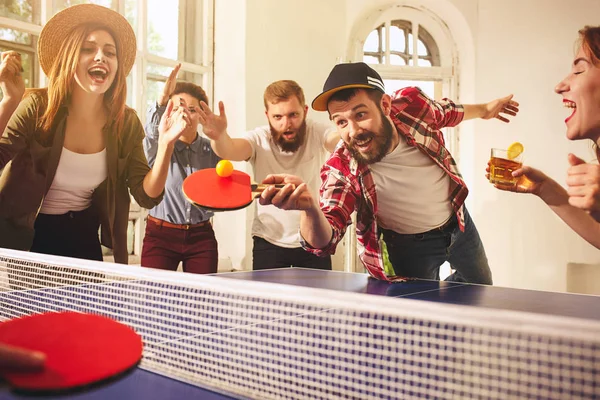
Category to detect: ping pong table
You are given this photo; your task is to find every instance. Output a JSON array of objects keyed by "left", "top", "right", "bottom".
[{"left": 2, "top": 267, "right": 600, "bottom": 399}]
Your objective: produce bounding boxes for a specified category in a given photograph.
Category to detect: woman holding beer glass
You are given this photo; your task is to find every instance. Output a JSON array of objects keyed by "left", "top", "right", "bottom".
[{"left": 488, "top": 26, "right": 600, "bottom": 249}]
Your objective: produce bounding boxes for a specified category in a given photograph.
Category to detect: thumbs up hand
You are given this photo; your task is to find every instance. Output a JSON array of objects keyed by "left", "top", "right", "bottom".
[{"left": 566, "top": 153, "right": 600, "bottom": 221}]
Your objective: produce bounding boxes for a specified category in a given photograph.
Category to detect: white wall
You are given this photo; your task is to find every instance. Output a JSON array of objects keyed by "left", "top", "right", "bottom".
[
  {"left": 212, "top": 0, "right": 248, "bottom": 270},
  {"left": 213, "top": 0, "right": 346, "bottom": 271},
  {"left": 472, "top": 0, "right": 600, "bottom": 291},
  {"left": 214, "top": 0, "right": 600, "bottom": 291}
]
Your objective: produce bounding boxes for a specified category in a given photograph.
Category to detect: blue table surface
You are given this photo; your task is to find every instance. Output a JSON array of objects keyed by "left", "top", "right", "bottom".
[{"left": 2, "top": 268, "right": 599, "bottom": 399}]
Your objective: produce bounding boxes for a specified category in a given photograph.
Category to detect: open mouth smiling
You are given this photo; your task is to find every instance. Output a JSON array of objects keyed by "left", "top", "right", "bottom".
[
  {"left": 88, "top": 66, "right": 109, "bottom": 83},
  {"left": 564, "top": 99, "right": 576, "bottom": 123}
]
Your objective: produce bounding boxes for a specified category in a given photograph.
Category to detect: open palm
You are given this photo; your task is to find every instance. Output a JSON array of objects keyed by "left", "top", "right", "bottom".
[
  {"left": 482, "top": 94, "right": 519, "bottom": 122},
  {"left": 198, "top": 100, "right": 228, "bottom": 140},
  {"left": 158, "top": 99, "right": 190, "bottom": 145}
]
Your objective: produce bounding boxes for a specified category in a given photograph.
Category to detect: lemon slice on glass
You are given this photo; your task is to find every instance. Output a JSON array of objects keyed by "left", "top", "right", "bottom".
[{"left": 506, "top": 142, "right": 524, "bottom": 160}]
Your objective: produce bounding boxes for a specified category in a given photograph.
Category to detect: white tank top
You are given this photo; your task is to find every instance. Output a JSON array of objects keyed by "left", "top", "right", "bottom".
[
  {"left": 370, "top": 138, "right": 453, "bottom": 234},
  {"left": 40, "top": 147, "right": 108, "bottom": 215}
]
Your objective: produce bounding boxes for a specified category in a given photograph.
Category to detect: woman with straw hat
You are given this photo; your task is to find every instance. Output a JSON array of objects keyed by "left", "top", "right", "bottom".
[{"left": 0, "top": 4, "right": 190, "bottom": 263}]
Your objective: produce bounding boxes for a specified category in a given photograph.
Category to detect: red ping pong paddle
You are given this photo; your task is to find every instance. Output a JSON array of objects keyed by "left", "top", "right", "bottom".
[
  {"left": 183, "top": 168, "right": 285, "bottom": 211},
  {"left": 0, "top": 311, "right": 143, "bottom": 393}
]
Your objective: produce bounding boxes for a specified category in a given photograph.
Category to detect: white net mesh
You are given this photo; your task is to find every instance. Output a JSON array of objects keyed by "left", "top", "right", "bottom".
[{"left": 1, "top": 249, "right": 599, "bottom": 399}]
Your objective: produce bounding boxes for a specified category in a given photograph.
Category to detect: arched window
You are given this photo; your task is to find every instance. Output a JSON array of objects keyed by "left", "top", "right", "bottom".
[
  {"left": 347, "top": 5, "right": 458, "bottom": 142},
  {"left": 363, "top": 20, "right": 440, "bottom": 68}
]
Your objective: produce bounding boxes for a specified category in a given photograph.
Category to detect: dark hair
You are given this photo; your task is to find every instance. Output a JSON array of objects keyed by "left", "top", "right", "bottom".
[
  {"left": 172, "top": 81, "right": 208, "bottom": 105},
  {"left": 578, "top": 25, "right": 600, "bottom": 66},
  {"left": 328, "top": 88, "right": 384, "bottom": 110}
]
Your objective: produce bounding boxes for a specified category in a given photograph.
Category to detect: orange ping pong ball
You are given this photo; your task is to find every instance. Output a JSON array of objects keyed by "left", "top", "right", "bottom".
[{"left": 216, "top": 160, "right": 234, "bottom": 177}]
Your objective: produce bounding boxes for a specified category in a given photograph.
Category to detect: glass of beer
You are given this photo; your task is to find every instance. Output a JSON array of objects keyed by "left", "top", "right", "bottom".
[{"left": 489, "top": 148, "right": 524, "bottom": 188}]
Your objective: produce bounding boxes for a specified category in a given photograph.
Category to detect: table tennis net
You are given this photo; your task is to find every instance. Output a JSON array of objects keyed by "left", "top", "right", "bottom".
[{"left": 1, "top": 248, "right": 599, "bottom": 400}]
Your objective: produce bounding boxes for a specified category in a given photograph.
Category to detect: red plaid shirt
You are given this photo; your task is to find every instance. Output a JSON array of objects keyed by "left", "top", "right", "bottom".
[{"left": 300, "top": 87, "right": 468, "bottom": 281}]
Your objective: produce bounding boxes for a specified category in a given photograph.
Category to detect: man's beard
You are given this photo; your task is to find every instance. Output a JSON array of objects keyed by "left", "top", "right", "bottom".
[
  {"left": 270, "top": 120, "right": 307, "bottom": 153},
  {"left": 345, "top": 111, "right": 395, "bottom": 164}
]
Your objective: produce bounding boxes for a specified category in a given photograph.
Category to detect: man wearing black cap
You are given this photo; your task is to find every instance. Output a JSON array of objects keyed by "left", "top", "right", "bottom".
[{"left": 258, "top": 62, "right": 519, "bottom": 284}]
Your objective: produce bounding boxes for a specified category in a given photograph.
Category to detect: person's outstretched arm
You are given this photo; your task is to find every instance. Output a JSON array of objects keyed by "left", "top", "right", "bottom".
[
  {"left": 197, "top": 100, "right": 252, "bottom": 161},
  {"left": 463, "top": 94, "right": 519, "bottom": 122},
  {"left": 143, "top": 63, "right": 181, "bottom": 167}
]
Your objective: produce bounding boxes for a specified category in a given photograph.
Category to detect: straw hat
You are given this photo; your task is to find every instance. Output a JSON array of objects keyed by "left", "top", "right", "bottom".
[{"left": 38, "top": 4, "right": 137, "bottom": 76}]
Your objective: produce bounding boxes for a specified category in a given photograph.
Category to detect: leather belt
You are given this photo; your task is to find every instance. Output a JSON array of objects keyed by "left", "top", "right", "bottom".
[
  {"left": 425, "top": 214, "right": 457, "bottom": 233},
  {"left": 147, "top": 215, "right": 210, "bottom": 230}
]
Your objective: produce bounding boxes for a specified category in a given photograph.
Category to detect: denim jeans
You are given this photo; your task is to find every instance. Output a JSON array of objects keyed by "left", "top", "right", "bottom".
[{"left": 380, "top": 207, "right": 492, "bottom": 285}]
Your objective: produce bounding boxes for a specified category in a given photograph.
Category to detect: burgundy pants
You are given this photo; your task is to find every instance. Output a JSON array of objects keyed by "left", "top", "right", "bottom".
[{"left": 141, "top": 219, "right": 218, "bottom": 274}]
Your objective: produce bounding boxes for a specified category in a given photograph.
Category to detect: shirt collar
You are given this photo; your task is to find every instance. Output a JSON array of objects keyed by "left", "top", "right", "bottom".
[{"left": 174, "top": 134, "right": 201, "bottom": 153}]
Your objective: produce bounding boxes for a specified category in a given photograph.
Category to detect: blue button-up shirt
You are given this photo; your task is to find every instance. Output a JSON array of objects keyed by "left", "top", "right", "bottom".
[{"left": 143, "top": 103, "right": 220, "bottom": 224}]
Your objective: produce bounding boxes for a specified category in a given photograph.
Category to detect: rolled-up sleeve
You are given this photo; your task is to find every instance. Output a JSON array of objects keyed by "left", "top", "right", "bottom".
[
  {"left": 300, "top": 161, "right": 357, "bottom": 256},
  {"left": 391, "top": 86, "right": 465, "bottom": 130},
  {"left": 432, "top": 98, "right": 464, "bottom": 128},
  {"left": 143, "top": 103, "right": 166, "bottom": 167}
]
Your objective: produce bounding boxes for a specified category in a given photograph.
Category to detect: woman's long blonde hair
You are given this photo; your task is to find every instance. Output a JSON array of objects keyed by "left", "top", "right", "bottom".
[{"left": 33, "top": 23, "right": 128, "bottom": 138}]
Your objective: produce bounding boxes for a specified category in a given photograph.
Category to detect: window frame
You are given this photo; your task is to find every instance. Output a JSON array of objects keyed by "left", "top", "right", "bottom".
[{"left": 350, "top": 6, "right": 459, "bottom": 152}]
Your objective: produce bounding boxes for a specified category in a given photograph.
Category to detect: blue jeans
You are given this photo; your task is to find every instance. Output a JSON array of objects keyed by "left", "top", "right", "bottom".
[{"left": 380, "top": 207, "right": 492, "bottom": 285}]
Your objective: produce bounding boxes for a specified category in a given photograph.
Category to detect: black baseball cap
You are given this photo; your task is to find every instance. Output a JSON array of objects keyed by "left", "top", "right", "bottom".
[{"left": 311, "top": 62, "right": 386, "bottom": 111}]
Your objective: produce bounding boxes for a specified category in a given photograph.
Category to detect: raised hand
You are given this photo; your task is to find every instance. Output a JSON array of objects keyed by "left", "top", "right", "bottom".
[
  {"left": 0, "top": 51, "right": 25, "bottom": 103},
  {"left": 158, "top": 98, "right": 191, "bottom": 146},
  {"left": 566, "top": 153, "right": 600, "bottom": 220},
  {"left": 158, "top": 63, "right": 181, "bottom": 107},
  {"left": 197, "top": 100, "right": 228, "bottom": 140},
  {"left": 482, "top": 94, "right": 520, "bottom": 123}
]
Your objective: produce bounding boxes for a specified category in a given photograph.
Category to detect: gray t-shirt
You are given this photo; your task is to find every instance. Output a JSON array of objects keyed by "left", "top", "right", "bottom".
[{"left": 243, "top": 119, "right": 334, "bottom": 247}]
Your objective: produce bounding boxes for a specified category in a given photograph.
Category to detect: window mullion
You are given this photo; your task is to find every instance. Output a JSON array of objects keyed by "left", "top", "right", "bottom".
[
  {"left": 133, "top": 0, "right": 147, "bottom": 120},
  {"left": 177, "top": 0, "right": 186, "bottom": 61},
  {"left": 145, "top": 54, "right": 210, "bottom": 74},
  {"left": 0, "top": 17, "right": 40, "bottom": 35},
  {"left": 411, "top": 21, "right": 418, "bottom": 66},
  {"left": 201, "top": 0, "right": 214, "bottom": 103},
  {"left": 377, "top": 25, "right": 383, "bottom": 64},
  {"left": 116, "top": 0, "right": 125, "bottom": 17},
  {"left": 384, "top": 20, "right": 390, "bottom": 65},
  {"left": 0, "top": 40, "right": 34, "bottom": 54}
]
